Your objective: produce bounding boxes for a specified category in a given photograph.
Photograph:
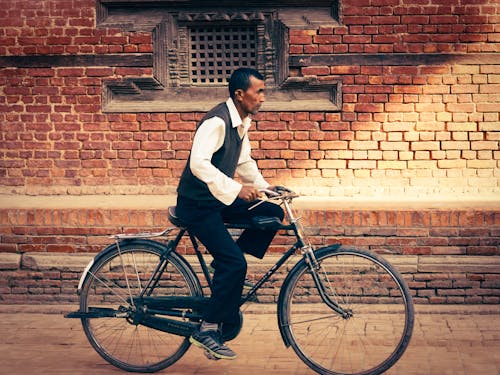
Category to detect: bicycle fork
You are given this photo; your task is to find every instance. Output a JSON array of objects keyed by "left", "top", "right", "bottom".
[{"left": 302, "top": 246, "right": 353, "bottom": 319}]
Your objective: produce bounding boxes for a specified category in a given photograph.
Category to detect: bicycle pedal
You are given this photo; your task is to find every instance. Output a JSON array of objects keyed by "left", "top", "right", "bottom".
[{"left": 204, "top": 350, "right": 220, "bottom": 361}]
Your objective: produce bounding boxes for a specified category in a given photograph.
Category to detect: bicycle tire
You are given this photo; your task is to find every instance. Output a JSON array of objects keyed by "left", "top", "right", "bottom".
[
  {"left": 79, "top": 240, "right": 202, "bottom": 373},
  {"left": 278, "top": 246, "right": 414, "bottom": 375}
]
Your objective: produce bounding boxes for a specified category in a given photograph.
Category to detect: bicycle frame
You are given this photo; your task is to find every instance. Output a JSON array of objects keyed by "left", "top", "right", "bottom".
[
  {"left": 148, "top": 194, "right": 350, "bottom": 316},
  {"left": 68, "top": 192, "right": 350, "bottom": 324},
  {"left": 160, "top": 219, "right": 302, "bottom": 306}
]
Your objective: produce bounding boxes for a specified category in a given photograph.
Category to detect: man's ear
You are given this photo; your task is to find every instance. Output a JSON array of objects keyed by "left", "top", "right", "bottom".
[{"left": 235, "top": 89, "right": 244, "bottom": 101}]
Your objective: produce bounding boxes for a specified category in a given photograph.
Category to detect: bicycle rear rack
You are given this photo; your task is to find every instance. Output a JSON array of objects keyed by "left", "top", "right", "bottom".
[{"left": 111, "top": 228, "right": 175, "bottom": 240}]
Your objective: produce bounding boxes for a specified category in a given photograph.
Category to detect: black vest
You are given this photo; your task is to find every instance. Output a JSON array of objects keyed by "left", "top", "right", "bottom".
[{"left": 177, "top": 102, "right": 243, "bottom": 203}]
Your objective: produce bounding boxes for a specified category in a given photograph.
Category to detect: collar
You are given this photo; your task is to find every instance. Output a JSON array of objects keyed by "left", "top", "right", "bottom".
[{"left": 226, "top": 97, "right": 252, "bottom": 131}]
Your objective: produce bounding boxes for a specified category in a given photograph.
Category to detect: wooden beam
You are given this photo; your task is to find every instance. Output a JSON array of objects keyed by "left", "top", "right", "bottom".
[
  {"left": 99, "top": 0, "right": 334, "bottom": 6},
  {"left": 0, "top": 54, "right": 152, "bottom": 68},
  {"left": 289, "top": 53, "right": 500, "bottom": 67}
]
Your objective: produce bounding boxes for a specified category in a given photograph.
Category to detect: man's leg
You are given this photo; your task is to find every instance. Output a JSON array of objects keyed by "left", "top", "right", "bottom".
[
  {"left": 209, "top": 199, "right": 284, "bottom": 288},
  {"left": 185, "top": 210, "right": 246, "bottom": 359},
  {"left": 222, "top": 198, "right": 285, "bottom": 259}
]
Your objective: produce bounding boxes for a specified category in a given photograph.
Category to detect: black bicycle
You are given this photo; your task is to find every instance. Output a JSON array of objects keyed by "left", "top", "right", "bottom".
[{"left": 66, "top": 188, "right": 414, "bottom": 375}]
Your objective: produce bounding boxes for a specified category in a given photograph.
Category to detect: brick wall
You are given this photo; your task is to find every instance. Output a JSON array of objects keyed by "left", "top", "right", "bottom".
[
  {"left": 0, "top": 205, "right": 499, "bottom": 304},
  {"left": 1, "top": 205, "right": 498, "bottom": 255},
  {"left": 0, "top": 0, "right": 498, "bottom": 198},
  {"left": 0, "top": 1, "right": 499, "bottom": 304}
]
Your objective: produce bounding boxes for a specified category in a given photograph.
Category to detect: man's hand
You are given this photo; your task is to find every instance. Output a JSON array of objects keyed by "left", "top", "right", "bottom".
[{"left": 238, "top": 186, "right": 261, "bottom": 202}]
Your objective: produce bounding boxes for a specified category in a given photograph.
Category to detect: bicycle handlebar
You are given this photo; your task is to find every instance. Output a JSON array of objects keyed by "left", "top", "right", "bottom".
[
  {"left": 259, "top": 188, "right": 280, "bottom": 197},
  {"left": 257, "top": 187, "right": 299, "bottom": 201}
]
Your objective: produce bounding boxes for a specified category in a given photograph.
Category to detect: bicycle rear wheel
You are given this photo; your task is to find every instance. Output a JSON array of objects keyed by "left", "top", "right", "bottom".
[
  {"left": 79, "top": 240, "right": 202, "bottom": 373},
  {"left": 278, "top": 246, "right": 414, "bottom": 375}
]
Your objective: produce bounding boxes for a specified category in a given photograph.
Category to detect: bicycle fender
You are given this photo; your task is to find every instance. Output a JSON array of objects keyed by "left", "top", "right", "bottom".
[
  {"left": 277, "top": 244, "right": 341, "bottom": 348},
  {"left": 76, "top": 239, "right": 172, "bottom": 295},
  {"left": 77, "top": 257, "right": 95, "bottom": 294}
]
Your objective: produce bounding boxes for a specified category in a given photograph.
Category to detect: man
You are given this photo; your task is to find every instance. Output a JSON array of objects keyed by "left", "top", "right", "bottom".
[{"left": 175, "top": 68, "right": 284, "bottom": 360}]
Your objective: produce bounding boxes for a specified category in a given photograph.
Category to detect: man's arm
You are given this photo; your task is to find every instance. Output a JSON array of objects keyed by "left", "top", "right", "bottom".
[{"left": 235, "top": 134, "right": 269, "bottom": 190}]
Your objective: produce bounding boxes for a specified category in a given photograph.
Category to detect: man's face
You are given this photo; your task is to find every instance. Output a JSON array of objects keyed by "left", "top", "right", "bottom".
[{"left": 236, "top": 76, "right": 266, "bottom": 116}]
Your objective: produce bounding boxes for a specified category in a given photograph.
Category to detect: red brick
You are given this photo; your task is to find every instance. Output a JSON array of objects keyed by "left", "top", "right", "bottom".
[
  {"left": 313, "top": 35, "right": 342, "bottom": 44},
  {"left": 257, "top": 160, "right": 286, "bottom": 169},
  {"left": 46, "top": 244, "right": 76, "bottom": 253},
  {"left": 290, "top": 35, "right": 312, "bottom": 44},
  {"left": 343, "top": 16, "right": 371, "bottom": 25},
  {"left": 289, "top": 121, "right": 318, "bottom": 131},
  {"left": 287, "top": 159, "right": 317, "bottom": 169},
  {"left": 289, "top": 45, "right": 303, "bottom": 53},
  {"left": 85, "top": 68, "right": 113, "bottom": 77},
  {"left": 331, "top": 66, "right": 361, "bottom": 75},
  {"left": 260, "top": 141, "right": 288, "bottom": 149},
  {"left": 129, "top": 34, "right": 152, "bottom": 44},
  {"left": 289, "top": 141, "right": 318, "bottom": 150},
  {"left": 301, "top": 66, "right": 330, "bottom": 76}
]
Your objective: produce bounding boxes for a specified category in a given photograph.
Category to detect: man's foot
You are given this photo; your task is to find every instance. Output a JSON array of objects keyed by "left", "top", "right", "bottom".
[
  {"left": 207, "top": 263, "right": 255, "bottom": 290},
  {"left": 189, "top": 329, "right": 237, "bottom": 360}
]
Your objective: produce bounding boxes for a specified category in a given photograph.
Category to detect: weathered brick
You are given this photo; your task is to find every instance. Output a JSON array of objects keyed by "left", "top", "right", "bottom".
[
  {"left": 441, "top": 141, "right": 470, "bottom": 150},
  {"left": 471, "top": 141, "right": 498, "bottom": 150},
  {"left": 411, "top": 141, "right": 440, "bottom": 151},
  {"left": 290, "top": 35, "right": 313, "bottom": 44},
  {"left": 317, "top": 160, "right": 347, "bottom": 169},
  {"left": 378, "top": 160, "right": 406, "bottom": 169},
  {"left": 301, "top": 66, "right": 330, "bottom": 75}
]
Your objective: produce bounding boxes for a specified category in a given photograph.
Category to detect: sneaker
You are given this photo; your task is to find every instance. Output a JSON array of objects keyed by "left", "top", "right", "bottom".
[
  {"left": 207, "top": 263, "right": 255, "bottom": 290},
  {"left": 189, "top": 329, "right": 237, "bottom": 360}
]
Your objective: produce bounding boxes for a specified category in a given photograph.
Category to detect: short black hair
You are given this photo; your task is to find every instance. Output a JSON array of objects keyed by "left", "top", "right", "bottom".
[{"left": 228, "top": 68, "right": 264, "bottom": 99}]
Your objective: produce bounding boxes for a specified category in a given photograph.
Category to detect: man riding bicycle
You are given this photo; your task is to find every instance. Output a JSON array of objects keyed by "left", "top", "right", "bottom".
[{"left": 175, "top": 68, "right": 284, "bottom": 360}]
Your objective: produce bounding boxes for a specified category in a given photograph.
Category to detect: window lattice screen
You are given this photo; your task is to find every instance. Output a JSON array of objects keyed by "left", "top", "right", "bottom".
[{"left": 189, "top": 25, "right": 257, "bottom": 84}]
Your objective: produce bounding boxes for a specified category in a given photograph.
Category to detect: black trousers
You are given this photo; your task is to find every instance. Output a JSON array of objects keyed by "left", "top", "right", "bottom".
[{"left": 176, "top": 196, "right": 284, "bottom": 324}]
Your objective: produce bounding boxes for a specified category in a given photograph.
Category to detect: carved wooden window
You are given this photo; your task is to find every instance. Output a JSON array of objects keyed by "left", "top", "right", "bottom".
[
  {"left": 189, "top": 25, "right": 257, "bottom": 84},
  {"left": 97, "top": 0, "right": 341, "bottom": 112}
]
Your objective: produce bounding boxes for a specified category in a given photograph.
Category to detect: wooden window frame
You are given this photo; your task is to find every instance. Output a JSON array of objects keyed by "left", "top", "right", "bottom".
[{"left": 98, "top": 0, "right": 342, "bottom": 112}]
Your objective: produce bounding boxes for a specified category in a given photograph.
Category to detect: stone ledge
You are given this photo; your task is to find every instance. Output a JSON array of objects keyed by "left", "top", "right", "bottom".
[
  {"left": 0, "top": 253, "right": 21, "bottom": 270},
  {"left": 1, "top": 194, "right": 499, "bottom": 210},
  {"left": 418, "top": 255, "right": 500, "bottom": 273},
  {"left": 20, "top": 253, "right": 93, "bottom": 272},
  {"left": 2, "top": 252, "right": 498, "bottom": 275}
]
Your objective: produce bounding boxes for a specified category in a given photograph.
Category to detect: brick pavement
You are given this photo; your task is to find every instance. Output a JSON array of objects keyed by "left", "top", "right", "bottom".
[{"left": 0, "top": 304, "right": 499, "bottom": 375}]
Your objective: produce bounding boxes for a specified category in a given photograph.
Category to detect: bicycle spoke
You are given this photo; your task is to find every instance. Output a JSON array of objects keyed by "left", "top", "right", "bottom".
[
  {"left": 324, "top": 318, "right": 349, "bottom": 373},
  {"left": 289, "top": 313, "right": 340, "bottom": 326},
  {"left": 317, "top": 261, "right": 346, "bottom": 308},
  {"left": 130, "top": 252, "right": 143, "bottom": 293},
  {"left": 87, "top": 271, "right": 130, "bottom": 306}
]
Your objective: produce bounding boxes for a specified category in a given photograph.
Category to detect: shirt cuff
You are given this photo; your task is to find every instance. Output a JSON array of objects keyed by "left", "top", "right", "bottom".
[{"left": 207, "top": 178, "right": 242, "bottom": 206}]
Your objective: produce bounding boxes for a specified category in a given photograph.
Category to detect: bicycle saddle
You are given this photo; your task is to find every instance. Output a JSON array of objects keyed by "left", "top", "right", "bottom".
[{"left": 168, "top": 206, "right": 187, "bottom": 228}]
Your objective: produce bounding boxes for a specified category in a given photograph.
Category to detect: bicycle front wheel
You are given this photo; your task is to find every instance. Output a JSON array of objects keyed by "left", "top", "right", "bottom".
[
  {"left": 278, "top": 246, "right": 414, "bottom": 375},
  {"left": 79, "top": 240, "right": 202, "bottom": 373}
]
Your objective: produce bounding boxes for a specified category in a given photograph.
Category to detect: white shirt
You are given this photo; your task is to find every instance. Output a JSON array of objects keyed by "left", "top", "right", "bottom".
[{"left": 189, "top": 98, "right": 269, "bottom": 205}]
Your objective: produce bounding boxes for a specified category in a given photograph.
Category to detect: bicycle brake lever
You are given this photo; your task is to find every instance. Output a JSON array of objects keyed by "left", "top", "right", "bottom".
[
  {"left": 259, "top": 188, "right": 279, "bottom": 197},
  {"left": 274, "top": 186, "right": 292, "bottom": 193},
  {"left": 249, "top": 188, "right": 281, "bottom": 210}
]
